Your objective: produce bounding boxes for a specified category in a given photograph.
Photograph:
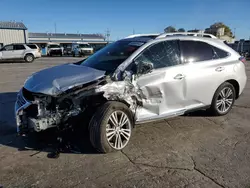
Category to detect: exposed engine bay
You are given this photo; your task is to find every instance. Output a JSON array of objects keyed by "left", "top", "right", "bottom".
[{"left": 16, "top": 76, "right": 109, "bottom": 133}]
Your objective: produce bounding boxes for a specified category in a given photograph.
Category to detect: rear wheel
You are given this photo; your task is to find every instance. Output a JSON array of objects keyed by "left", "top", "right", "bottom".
[
  {"left": 89, "top": 102, "right": 133, "bottom": 153},
  {"left": 210, "top": 82, "right": 236, "bottom": 116},
  {"left": 24, "top": 54, "right": 34, "bottom": 63}
]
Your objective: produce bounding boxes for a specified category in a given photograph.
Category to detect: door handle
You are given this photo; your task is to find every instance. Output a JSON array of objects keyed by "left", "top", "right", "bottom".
[
  {"left": 174, "top": 74, "right": 185, "bottom": 80},
  {"left": 215, "top": 67, "right": 225, "bottom": 72}
]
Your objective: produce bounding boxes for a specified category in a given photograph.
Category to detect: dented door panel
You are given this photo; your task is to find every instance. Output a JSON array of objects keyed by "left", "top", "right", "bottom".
[{"left": 135, "top": 65, "right": 188, "bottom": 122}]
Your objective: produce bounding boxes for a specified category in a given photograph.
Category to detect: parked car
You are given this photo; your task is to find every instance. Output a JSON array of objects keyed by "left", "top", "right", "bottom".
[
  {"left": 0, "top": 43, "right": 41, "bottom": 62},
  {"left": 15, "top": 34, "right": 247, "bottom": 153},
  {"left": 72, "top": 42, "right": 94, "bottom": 57},
  {"left": 63, "top": 47, "right": 72, "bottom": 55},
  {"left": 47, "top": 43, "right": 63, "bottom": 56}
]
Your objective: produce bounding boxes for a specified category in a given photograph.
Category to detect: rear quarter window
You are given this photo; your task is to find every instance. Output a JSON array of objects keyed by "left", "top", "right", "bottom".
[
  {"left": 212, "top": 46, "right": 229, "bottom": 58},
  {"left": 27, "top": 44, "right": 37, "bottom": 49}
]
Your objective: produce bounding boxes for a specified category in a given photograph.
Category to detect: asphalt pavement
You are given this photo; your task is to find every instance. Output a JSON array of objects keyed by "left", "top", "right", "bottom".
[{"left": 0, "top": 57, "right": 250, "bottom": 188}]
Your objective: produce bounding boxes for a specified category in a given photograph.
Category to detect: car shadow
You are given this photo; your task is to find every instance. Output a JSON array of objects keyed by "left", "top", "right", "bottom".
[
  {"left": 0, "top": 60, "right": 26, "bottom": 64},
  {"left": 0, "top": 92, "right": 98, "bottom": 158},
  {"left": 184, "top": 109, "right": 213, "bottom": 117}
]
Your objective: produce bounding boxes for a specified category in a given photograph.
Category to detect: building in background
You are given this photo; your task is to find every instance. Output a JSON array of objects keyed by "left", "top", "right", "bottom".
[
  {"left": 187, "top": 29, "right": 204, "bottom": 33},
  {"left": 205, "top": 26, "right": 235, "bottom": 43},
  {"left": 0, "top": 21, "right": 28, "bottom": 48},
  {"left": 28, "top": 32, "right": 108, "bottom": 54}
]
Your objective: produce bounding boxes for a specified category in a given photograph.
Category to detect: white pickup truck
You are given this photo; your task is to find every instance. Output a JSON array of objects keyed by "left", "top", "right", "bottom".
[{"left": 72, "top": 42, "right": 94, "bottom": 57}]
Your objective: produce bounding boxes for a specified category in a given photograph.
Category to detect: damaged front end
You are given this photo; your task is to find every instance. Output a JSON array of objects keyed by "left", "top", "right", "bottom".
[{"left": 15, "top": 77, "right": 107, "bottom": 134}]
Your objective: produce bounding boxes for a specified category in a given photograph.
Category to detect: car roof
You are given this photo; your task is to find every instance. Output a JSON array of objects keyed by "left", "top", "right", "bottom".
[
  {"left": 118, "top": 35, "right": 225, "bottom": 48},
  {"left": 119, "top": 37, "right": 154, "bottom": 43}
]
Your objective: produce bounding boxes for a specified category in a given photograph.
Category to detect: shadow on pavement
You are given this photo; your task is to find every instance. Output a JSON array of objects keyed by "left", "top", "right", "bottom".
[
  {"left": 0, "top": 92, "right": 17, "bottom": 135},
  {"left": 0, "top": 60, "right": 26, "bottom": 64},
  {"left": 185, "top": 109, "right": 213, "bottom": 117},
  {"left": 0, "top": 92, "right": 97, "bottom": 157}
]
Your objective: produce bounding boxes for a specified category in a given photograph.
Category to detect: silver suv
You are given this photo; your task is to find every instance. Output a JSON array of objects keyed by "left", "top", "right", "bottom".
[
  {"left": 0, "top": 43, "right": 41, "bottom": 62},
  {"left": 15, "top": 34, "right": 247, "bottom": 153}
]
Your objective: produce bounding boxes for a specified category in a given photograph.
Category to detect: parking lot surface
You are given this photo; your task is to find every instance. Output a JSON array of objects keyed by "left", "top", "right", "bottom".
[{"left": 0, "top": 57, "right": 250, "bottom": 188}]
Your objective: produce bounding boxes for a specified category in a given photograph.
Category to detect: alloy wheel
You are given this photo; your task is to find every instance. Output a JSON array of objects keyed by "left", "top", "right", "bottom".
[
  {"left": 106, "top": 110, "right": 132, "bottom": 150},
  {"left": 27, "top": 56, "right": 33, "bottom": 62},
  {"left": 216, "top": 87, "right": 234, "bottom": 113}
]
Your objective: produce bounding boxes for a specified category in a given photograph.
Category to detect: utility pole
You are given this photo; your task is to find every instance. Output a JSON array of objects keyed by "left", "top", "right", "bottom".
[
  {"left": 106, "top": 28, "right": 110, "bottom": 43},
  {"left": 234, "top": 28, "right": 236, "bottom": 38},
  {"left": 54, "top": 22, "right": 57, "bottom": 34},
  {"left": 133, "top": 29, "right": 135, "bottom": 34}
]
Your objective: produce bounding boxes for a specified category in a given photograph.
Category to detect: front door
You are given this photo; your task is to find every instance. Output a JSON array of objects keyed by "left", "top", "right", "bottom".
[
  {"left": 130, "top": 40, "right": 188, "bottom": 122},
  {"left": 1, "top": 45, "right": 15, "bottom": 59}
]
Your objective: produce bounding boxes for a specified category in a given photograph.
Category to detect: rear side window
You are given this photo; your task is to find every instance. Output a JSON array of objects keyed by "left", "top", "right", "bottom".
[
  {"left": 136, "top": 40, "right": 181, "bottom": 69},
  {"left": 212, "top": 46, "right": 229, "bottom": 58},
  {"left": 14, "top": 44, "right": 25, "bottom": 50},
  {"left": 180, "top": 41, "right": 215, "bottom": 63},
  {"left": 27, "top": 44, "right": 37, "bottom": 49},
  {"left": 203, "top": 35, "right": 212, "bottom": 38}
]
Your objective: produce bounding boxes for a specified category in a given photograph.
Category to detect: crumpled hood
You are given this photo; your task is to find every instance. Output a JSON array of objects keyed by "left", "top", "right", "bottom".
[{"left": 24, "top": 63, "right": 106, "bottom": 96}]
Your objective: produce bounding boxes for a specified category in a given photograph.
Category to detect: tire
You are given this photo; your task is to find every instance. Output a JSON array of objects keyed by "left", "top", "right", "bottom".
[
  {"left": 89, "top": 101, "right": 134, "bottom": 153},
  {"left": 210, "top": 82, "right": 236, "bottom": 116},
  {"left": 60, "top": 52, "right": 63, "bottom": 56},
  {"left": 24, "top": 54, "right": 34, "bottom": 63}
]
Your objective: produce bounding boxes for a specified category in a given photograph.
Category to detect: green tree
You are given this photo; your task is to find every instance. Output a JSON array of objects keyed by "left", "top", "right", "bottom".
[
  {"left": 164, "top": 26, "right": 176, "bottom": 33},
  {"left": 178, "top": 28, "right": 185, "bottom": 32},
  {"left": 210, "top": 22, "right": 233, "bottom": 37}
]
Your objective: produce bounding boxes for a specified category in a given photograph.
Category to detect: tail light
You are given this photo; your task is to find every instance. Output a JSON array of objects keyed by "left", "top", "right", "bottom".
[{"left": 239, "top": 56, "right": 246, "bottom": 63}]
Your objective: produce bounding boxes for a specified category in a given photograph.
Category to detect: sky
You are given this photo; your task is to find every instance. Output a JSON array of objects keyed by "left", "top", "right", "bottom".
[{"left": 0, "top": 0, "right": 249, "bottom": 40}]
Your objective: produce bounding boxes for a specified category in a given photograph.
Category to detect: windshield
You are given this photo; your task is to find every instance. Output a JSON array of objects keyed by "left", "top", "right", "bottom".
[
  {"left": 48, "top": 45, "right": 60, "bottom": 48},
  {"left": 81, "top": 40, "right": 144, "bottom": 73},
  {"left": 79, "top": 44, "right": 91, "bottom": 48}
]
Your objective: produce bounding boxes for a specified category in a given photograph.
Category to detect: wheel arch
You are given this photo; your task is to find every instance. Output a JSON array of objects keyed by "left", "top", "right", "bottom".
[
  {"left": 225, "top": 79, "right": 240, "bottom": 99},
  {"left": 24, "top": 53, "right": 35, "bottom": 58}
]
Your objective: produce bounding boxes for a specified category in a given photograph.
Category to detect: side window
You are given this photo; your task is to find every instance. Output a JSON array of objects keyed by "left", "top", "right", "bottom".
[
  {"left": 14, "top": 45, "right": 26, "bottom": 50},
  {"left": 203, "top": 35, "right": 212, "bottom": 38},
  {"left": 3, "top": 45, "right": 14, "bottom": 51},
  {"left": 26, "top": 44, "right": 37, "bottom": 49},
  {"left": 180, "top": 41, "right": 215, "bottom": 63},
  {"left": 212, "top": 46, "right": 229, "bottom": 58},
  {"left": 136, "top": 40, "right": 181, "bottom": 70}
]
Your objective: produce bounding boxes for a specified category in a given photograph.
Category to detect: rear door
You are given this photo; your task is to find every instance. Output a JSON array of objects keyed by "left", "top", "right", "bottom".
[
  {"left": 13, "top": 44, "right": 26, "bottom": 58},
  {"left": 1, "top": 45, "right": 15, "bottom": 59},
  {"left": 179, "top": 40, "right": 231, "bottom": 108},
  {"left": 131, "top": 40, "right": 190, "bottom": 122}
]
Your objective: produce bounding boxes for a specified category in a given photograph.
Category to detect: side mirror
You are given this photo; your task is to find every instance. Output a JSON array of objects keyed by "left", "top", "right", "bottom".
[{"left": 135, "top": 60, "right": 153, "bottom": 75}]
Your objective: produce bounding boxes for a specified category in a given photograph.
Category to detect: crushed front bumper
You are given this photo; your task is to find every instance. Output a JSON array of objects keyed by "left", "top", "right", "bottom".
[
  {"left": 15, "top": 91, "right": 32, "bottom": 133},
  {"left": 15, "top": 90, "right": 58, "bottom": 133}
]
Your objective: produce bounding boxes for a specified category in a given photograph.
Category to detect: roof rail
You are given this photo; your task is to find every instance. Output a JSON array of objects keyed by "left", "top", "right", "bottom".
[
  {"left": 125, "top": 33, "right": 160, "bottom": 39},
  {"left": 156, "top": 32, "right": 217, "bottom": 39}
]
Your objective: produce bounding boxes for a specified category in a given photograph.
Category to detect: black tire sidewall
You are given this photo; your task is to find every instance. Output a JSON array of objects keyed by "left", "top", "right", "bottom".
[
  {"left": 89, "top": 101, "right": 134, "bottom": 153},
  {"left": 211, "top": 82, "right": 236, "bottom": 116}
]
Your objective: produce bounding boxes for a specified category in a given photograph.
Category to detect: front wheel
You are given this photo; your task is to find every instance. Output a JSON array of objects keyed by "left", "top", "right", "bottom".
[
  {"left": 89, "top": 102, "right": 134, "bottom": 153},
  {"left": 24, "top": 54, "right": 34, "bottom": 63},
  {"left": 210, "top": 82, "right": 236, "bottom": 116}
]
